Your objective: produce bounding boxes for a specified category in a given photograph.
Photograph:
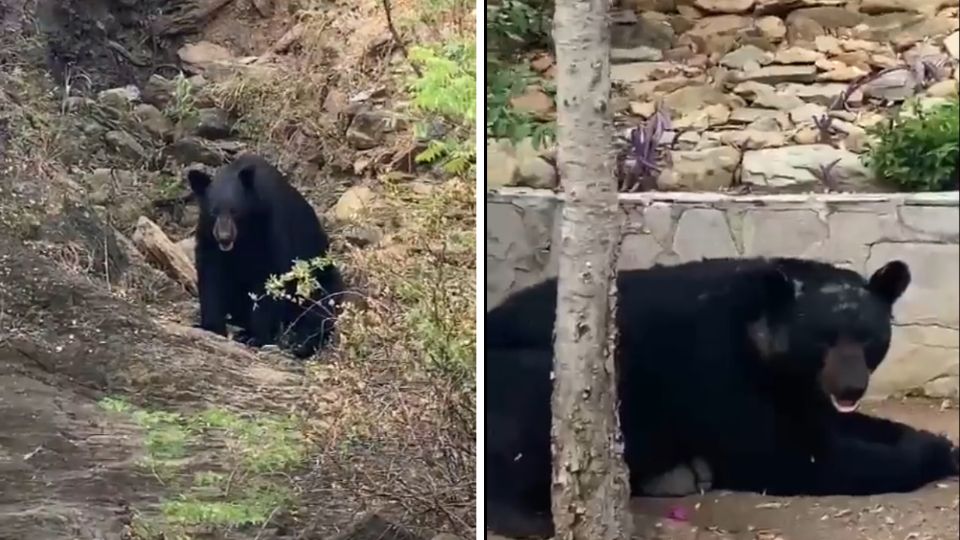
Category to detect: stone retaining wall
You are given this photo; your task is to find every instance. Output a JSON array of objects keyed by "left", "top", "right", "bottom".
[{"left": 486, "top": 187, "right": 959, "bottom": 399}]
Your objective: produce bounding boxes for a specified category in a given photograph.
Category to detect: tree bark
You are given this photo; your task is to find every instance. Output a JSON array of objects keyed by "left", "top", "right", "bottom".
[{"left": 550, "top": 0, "right": 630, "bottom": 539}]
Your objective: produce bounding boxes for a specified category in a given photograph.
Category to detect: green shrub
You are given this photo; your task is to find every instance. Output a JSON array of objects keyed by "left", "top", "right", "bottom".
[
  {"left": 487, "top": 0, "right": 552, "bottom": 54},
  {"left": 863, "top": 97, "right": 959, "bottom": 192}
]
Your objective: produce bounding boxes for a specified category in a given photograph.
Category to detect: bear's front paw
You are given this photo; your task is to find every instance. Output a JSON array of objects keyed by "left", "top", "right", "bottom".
[{"left": 906, "top": 432, "right": 959, "bottom": 479}]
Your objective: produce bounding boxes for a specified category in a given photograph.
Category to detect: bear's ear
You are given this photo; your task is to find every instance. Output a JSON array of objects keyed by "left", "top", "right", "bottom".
[
  {"left": 759, "top": 265, "right": 797, "bottom": 312},
  {"left": 186, "top": 169, "right": 211, "bottom": 195},
  {"left": 867, "top": 260, "right": 910, "bottom": 304},
  {"left": 238, "top": 165, "right": 256, "bottom": 190}
]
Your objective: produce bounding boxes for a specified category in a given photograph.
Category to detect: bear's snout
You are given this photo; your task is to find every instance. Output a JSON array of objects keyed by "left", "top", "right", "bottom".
[
  {"left": 820, "top": 338, "right": 869, "bottom": 413},
  {"left": 213, "top": 215, "right": 237, "bottom": 251}
]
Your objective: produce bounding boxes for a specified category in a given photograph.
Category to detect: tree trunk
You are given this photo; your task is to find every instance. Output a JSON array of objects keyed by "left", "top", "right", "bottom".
[{"left": 550, "top": 0, "right": 630, "bottom": 539}]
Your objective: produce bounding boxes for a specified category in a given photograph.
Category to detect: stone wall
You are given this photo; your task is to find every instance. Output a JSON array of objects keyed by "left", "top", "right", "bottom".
[{"left": 486, "top": 187, "right": 959, "bottom": 399}]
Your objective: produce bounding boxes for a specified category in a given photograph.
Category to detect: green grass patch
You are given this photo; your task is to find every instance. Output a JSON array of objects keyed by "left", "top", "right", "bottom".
[
  {"left": 97, "top": 397, "right": 306, "bottom": 533},
  {"left": 863, "top": 97, "right": 959, "bottom": 192}
]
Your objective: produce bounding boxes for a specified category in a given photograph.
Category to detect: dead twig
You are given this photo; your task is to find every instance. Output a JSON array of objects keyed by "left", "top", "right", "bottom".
[{"left": 379, "top": 0, "right": 422, "bottom": 77}]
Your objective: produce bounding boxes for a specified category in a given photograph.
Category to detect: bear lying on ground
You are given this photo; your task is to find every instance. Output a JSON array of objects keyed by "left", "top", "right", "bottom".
[
  {"left": 486, "top": 257, "right": 960, "bottom": 537},
  {"left": 188, "top": 154, "right": 344, "bottom": 359}
]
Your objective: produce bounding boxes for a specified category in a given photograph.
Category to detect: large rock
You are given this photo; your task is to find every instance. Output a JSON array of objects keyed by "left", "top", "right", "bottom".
[
  {"left": 735, "top": 65, "right": 818, "bottom": 84},
  {"left": 485, "top": 139, "right": 556, "bottom": 189},
  {"left": 104, "top": 130, "right": 149, "bottom": 161},
  {"left": 133, "top": 104, "right": 174, "bottom": 141},
  {"left": 754, "top": 0, "right": 844, "bottom": 13},
  {"left": 611, "top": 62, "right": 675, "bottom": 83},
  {"left": 692, "top": 0, "right": 755, "bottom": 13},
  {"left": 740, "top": 145, "right": 873, "bottom": 189},
  {"left": 944, "top": 31, "right": 960, "bottom": 60},
  {"left": 663, "top": 85, "right": 741, "bottom": 115},
  {"left": 657, "top": 146, "right": 741, "bottom": 190},
  {"left": 346, "top": 110, "right": 404, "bottom": 150},
  {"left": 720, "top": 45, "right": 775, "bottom": 70},
  {"left": 331, "top": 186, "right": 376, "bottom": 221},
  {"left": 860, "top": 0, "right": 956, "bottom": 16}
]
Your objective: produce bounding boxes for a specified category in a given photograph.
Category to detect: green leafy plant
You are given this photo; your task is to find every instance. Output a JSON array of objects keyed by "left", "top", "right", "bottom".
[
  {"left": 863, "top": 97, "right": 959, "bottom": 192},
  {"left": 487, "top": 0, "right": 552, "bottom": 54},
  {"left": 486, "top": 61, "right": 555, "bottom": 148},
  {"left": 406, "top": 40, "right": 477, "bottom": 176}
]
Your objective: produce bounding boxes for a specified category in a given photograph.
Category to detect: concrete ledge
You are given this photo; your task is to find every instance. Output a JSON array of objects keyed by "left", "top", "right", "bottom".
[{"left": 485, "top": 187, "right": 960, "bottom": 399}]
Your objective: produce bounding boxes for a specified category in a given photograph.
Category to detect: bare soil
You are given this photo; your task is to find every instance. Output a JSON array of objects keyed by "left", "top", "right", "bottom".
[{"left": 488, "top": 400, "right": 959, "bottom": 540}]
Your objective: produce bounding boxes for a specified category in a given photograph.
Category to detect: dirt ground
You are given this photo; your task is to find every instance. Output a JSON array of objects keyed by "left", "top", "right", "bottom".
[{"left": 488, "top": 400, "right": 960, "bottom": 540}]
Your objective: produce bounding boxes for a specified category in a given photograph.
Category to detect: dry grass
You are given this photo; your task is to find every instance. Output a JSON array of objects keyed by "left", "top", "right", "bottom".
[{"left": 299, "top": 177, "right": 476, "bottom": 534}]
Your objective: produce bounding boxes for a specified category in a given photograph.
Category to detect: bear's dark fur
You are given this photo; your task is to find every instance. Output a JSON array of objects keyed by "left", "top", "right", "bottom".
[
  {"left": 486, "top": 257, "right": 959, "bottom": 536},
  {"left": 188, "top": 154, "right": 344, "bottom": 358}
]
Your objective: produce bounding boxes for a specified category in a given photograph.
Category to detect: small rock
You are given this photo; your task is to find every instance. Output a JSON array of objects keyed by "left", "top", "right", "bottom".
[
  {"left": 789, "top": 102, "right": 828, "bottom": 125},
  {"left": 97, "top": 85, "right": 141, "bottom": 108},
  {"left": 673, "top": 103, "right": 731, "bottom": 129},
  {"left": 346, "top": 110, "right": 403, "bottom": 150},
  {"left": 530, "top": 53, "right": 554, "bottom": 73},
  {"left": 611, "top": 46, "right": 664, "bottom": 62},
  {"left": 142, "top": 74, "right": 177, "bottom": 109},
  {"left": 781, "top": 82, "right": 860, "bottom": 106},
  {"left": 814, "top": 35, "right": 843, "bottom": 54},
  {"left": 630, "top": 101, "right": 657, "bottom": 117},
  {"left": 720, "top": 45, "right": 775, "bottom": 70},
  {"left": 104, "top": 130, "right": 148, "bottom": 161},
  {"left": 627, "top": 77, "right": 699, "bottom": 100},
  {"left": 177, "top": 237, "right": 196, "bottom": 265},
  {"left": 510, "top": 87, "right": 554, "bottom": 119},
  {"left": 166, "top": 137, "right": 223, "bottom": 166},
  {"left": 786, "top": 15, "right": 825, "bottom": 45},
  {"left": 775, "top": 46, "right": 823, "bottom": 64},
  {"left": 891, "top": 18, "right": 958, "bottom": 50},
  {"left": 840, "top": 39, "right": 878, "bottom": 52},
  {"left": 818, "top": 64, "right": 869, "bottom": 82},
  {"left": 833, "top": 50, "right": 871, "bottom": 69},
  {"left": 487, "top": 139, "right": 519, "bottom": 188},
  {"left": 735, "top": 64, "right": 819, "bottom": 84},
  {"left": 730, "top": 107, "right": 792, "bottom": 129},
  {"left": 332, "top": 186, "right": 376, "bottom": 221},
  {"left": 62, "top": 96, "right": 94, "bottom": 113},
  {"left": 658, "top": 146, "right": 742, "bottom": 190},
  {"left": 756, "top": 16, "right": 787, "bottom": 41},
  {"left": 133, "top": 103, "right": 174, "bottom": 141},
  {"left": 703, "top": 129, "right": 788, "bottom": 149},
  {"left": 664, "top": 84, "right": 741, "bottom": 116},
  {"left": 945, "top": 31, "right": 960, "bottom": 60},
  {"left": 515, "top": 138, "right": 557, "bottom": 189},
  {"left": 611, "top": 62, "right": 676, "bottom": 83},
  {"left": 927, "top": 79, "right": 959, "bottom": 97},
  {"left": 754, "top": 90, "right": 806, "bottom": 110},
  {"left": 194, "top": 108, "right": 233, "bottom": 139},
  {"left": 178, "top": 41, "right": 233, "bottom": 66},
  {"left": 732, "top": 80, "right": 776, "bottom": 98},
  {"left": 686, "top": 15, "right": 751, "bottom": 38},
  {"left": 692, "top": 0, "right": 755, "bottom": 13},
  {"left": 794, "top": 127, "right": 821, "bottom": 144}
]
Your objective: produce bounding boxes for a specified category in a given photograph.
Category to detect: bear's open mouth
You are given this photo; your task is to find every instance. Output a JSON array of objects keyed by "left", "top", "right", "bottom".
[
  {"left": 830, "top": 394, "right": 860, "bottom": 413},
  {"left": 217, "top": 240, "right": 234, "bottom": 252}
]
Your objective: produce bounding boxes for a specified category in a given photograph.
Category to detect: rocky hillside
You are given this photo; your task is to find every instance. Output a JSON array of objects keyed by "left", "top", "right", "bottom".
[
  {"left": 0, "top": 0, "right": 475, "bottom": 538},
  {"left": 488, "top": 0, "right": 959, "bottom": 193}
]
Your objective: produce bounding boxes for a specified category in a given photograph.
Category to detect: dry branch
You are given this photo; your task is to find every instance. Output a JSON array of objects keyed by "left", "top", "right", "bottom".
[{"left": 131, "top": 216, "right": 198, "bottom": 295}]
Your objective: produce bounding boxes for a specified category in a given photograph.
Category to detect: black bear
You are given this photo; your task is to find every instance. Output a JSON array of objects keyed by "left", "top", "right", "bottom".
[
  {"left": 486, "top": 257, "right": 959, "bottom": 537},
  {"left": 188, "top": 153, "right": 344, "bottom": 359}
]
